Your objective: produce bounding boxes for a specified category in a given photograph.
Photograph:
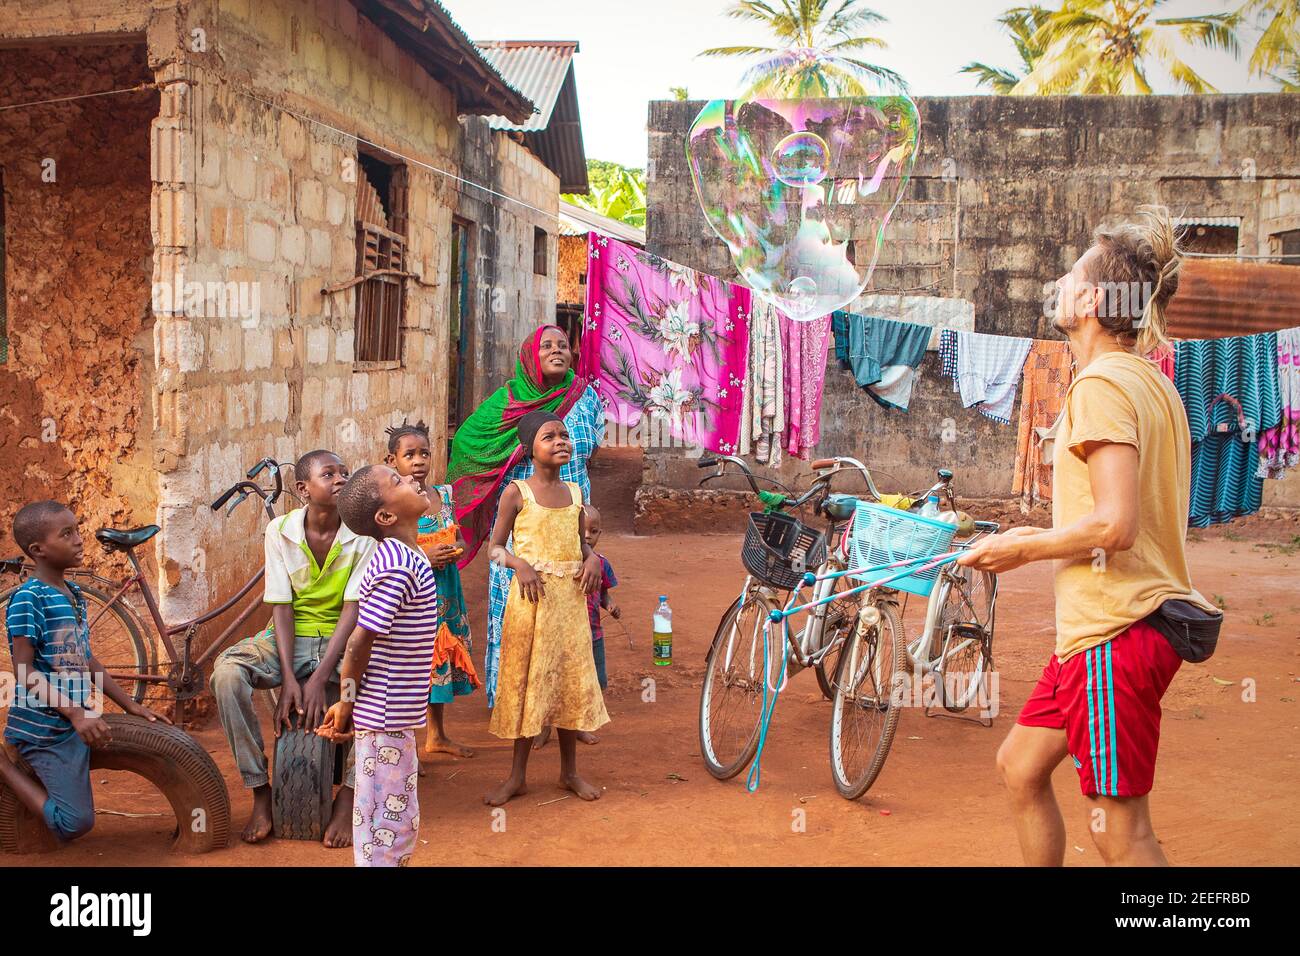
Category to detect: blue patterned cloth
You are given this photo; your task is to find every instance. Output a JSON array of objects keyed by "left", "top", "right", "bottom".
[
  {"left": 484, "top": 385, "right": 605, "bottom": 706},
  {"left": 1176, "top": 333, "right": 1281, "bottom": 527}
]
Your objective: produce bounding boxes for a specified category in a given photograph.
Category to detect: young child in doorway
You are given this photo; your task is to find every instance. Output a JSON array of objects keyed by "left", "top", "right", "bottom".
[
  {"left": 0, "top": 501, "right": 170, "bottom": 845},
  {"left": 483, "top": 410, "right": 609, "bottom": 807},
  {"left": 533, "top": 503, "right": 619, "bottom": 749},
  {"left": 384, "top": 420, "right": 480, "bottom": 760},
  {"left": 317, "top": 465, "right": 439, "bottom": 867}
]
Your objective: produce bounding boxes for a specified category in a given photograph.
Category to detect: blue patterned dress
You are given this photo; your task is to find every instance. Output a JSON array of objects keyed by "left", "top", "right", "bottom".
[{"left": 484, "top": 385, "right": 605, "bottom": 706}]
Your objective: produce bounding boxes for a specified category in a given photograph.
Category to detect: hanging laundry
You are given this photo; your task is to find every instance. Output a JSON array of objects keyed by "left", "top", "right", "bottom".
[
  {"left": 1012, "top": 339, "right": 1074, "bottom": 512},
  {"left": 1257, "top": 328, "right": 1300, "bottom": 480},
  {"left": 781, "top": 313, "right": 833, "bottom": 460},
  {"left": 1176, "top": 333, "right": 1281, "bottom": 527},
  {"left": 939, "top": 329, "right": 1033, "bottom": 425},
  {"left": 831, "top": 310, "right": 932, "bottom": 411},
  {"left": 579, "top": 234, "right": 750, "bottom": 455},
  {"left": 738, "top": 300, "right": 785, "bottom": 467}
]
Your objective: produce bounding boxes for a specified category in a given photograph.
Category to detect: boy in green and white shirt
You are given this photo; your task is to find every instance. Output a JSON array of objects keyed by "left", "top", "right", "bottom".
[{"left": 211, "top": 450, "right": 377, "bottom": 848}]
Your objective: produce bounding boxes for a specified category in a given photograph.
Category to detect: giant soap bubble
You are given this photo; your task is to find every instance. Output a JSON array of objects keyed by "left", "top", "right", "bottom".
[{"left": 687, "top": 97, "right": 920, "bottom": 320}]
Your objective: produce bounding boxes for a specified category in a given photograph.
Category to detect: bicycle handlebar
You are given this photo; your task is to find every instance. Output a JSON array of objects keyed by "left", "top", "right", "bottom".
[{"left": 211, "top": 458, "right": 290, "bottom": 518}]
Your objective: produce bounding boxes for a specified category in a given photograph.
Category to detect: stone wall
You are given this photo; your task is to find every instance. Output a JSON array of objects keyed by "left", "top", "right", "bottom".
[
  {"left": 644, "top": 95, "right": 1300, "bottom": 509},
  {"left": 0, "top": 43, "right": 158, "bottom": 562}
]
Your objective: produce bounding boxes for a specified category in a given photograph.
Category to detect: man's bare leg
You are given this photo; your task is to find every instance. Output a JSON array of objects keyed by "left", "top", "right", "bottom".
[
  {"left": 0, "top": 748, "right": 49, "bottom": 820},
  {"left": 997, "top": 723, "right": 1069, "bottom": 866},
  {"left": 1087, "top": 794, "right": 1169, "bottom": 866}
]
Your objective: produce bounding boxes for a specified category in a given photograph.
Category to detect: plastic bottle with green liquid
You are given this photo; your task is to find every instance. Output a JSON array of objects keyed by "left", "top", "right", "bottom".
[{"left": 653, "top": 595, "right": 672, "bottom": 666}]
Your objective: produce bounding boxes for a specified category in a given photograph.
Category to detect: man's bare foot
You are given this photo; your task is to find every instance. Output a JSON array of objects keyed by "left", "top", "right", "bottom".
[
  {"left": 483, "top": 777, "right": 527, "bottom": 807},
  {"left": 322, "top": 786, "right": 354, "bottom": 848},
  {"left": 418, "top": 761, "right": 429, "bottom": 777},
  {"left": 577, "top": 731, "right": 599, "bottom": 745},
  {"left": 241, "top": 786, "right": 274, "bottom": 844},
  {"left": 532, "top": 726, "right": 553, "bottom": 750},
  {"left": 560, "top": 773, "right": 601, "bottom": 801},
  {"left": 423, "top": 734, "right": 475, "bottom": 758}
]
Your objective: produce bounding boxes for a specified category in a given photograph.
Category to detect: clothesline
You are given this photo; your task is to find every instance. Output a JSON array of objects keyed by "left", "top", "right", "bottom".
[{"left": 578, "top": 228, "right": 1298, "bottom": 525}]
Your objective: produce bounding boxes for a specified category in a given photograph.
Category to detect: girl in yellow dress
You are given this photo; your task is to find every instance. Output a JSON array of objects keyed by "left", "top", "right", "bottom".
[{"left": 484, "top": 411, "right": 609, "bottom": 806}]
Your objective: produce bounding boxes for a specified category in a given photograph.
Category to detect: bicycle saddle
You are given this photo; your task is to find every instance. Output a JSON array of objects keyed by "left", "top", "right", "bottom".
[{"left": 95, "top": 525, "right": 160, "bottom": 551}]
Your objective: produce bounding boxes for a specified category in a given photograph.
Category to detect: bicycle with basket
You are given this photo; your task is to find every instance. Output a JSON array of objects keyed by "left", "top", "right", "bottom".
[{"left": 696, "top": 453, "right": 1001, "bottom": 800}]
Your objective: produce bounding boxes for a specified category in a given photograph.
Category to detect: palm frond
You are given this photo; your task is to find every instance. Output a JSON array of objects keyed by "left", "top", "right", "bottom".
[
  {"left": 699, "top": 44, "right": 780, "bottom": 59},
  {"left": 960, "top": 61, "right": 1022, "bottom": 93}
]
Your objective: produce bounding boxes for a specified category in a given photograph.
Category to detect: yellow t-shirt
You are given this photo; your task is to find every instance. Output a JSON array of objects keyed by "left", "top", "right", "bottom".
[{"left": 1051, "top": 350, "right": 1212, "bottom": 661}]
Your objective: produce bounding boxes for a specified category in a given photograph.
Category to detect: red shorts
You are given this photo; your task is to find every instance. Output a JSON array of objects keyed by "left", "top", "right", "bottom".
[{"left": 1018, "top": 620, "right": 1182, "bottom": 798}]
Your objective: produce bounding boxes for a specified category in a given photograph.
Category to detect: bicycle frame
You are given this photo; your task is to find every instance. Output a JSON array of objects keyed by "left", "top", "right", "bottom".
[{"left": 907, "top": 563, "right": 1000, "bottom": 676}]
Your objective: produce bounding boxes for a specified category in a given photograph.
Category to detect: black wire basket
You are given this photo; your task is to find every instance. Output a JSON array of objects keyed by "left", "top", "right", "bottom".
[{"left": 741, "top": 512, "right": 828, "bottom": 591}]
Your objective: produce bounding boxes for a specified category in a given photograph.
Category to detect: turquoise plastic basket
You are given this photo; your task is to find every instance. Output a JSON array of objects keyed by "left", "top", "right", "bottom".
[{"left": 847, "top": 501, "right": 958, "bottom": 597}]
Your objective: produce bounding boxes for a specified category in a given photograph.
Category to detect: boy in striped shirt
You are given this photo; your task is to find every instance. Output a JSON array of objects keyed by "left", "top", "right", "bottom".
[
  {"left": 318, "top": 465, "right": 438, "bottom": 867},
  {"left": 0, "top": 501, "right": 170, "bottom": 843}
]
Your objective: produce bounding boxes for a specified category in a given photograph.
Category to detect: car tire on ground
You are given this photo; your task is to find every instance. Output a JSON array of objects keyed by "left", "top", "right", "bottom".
[
  {"left": 0, "top": 714, "right": 230, "bottom": 855},
  {"left": 271, "top": 728, "right": 335, "bottom": 841}
]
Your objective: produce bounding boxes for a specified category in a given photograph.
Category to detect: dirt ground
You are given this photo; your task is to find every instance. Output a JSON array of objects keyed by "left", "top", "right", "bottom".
[{"left": 6, "top": 447, "right": 1298, "bottom": 867}]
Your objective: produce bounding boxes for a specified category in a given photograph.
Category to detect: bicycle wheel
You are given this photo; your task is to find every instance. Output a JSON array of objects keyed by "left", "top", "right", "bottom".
[
  {"left": 815, "top": 571, "right": 863, "bottom": 701},
  {"left": 828, "top": 600, "right": 904, "bottom": 800},
  {"left": 0, "top": 580, "right": 154, "bottom": 712},
  {"left": 699, "top": 591, "right": 781, "bottom": 780},
  {"left": 933, "top": 568, "right": 996, "bottom": 713}
]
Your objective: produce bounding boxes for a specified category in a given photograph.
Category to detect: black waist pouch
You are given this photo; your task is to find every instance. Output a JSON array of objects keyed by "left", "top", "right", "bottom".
[{"left": 1143, "top": 599, "right": 1223, "bottom": 663}]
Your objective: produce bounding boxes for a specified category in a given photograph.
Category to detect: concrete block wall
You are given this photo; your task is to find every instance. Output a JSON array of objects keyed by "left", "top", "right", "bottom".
[
  {"left": 644, "top": 95, "right": 1300, "bottom": 509},
  {"left": 147, "top": 0, "right": 465, "bottom": 621}
]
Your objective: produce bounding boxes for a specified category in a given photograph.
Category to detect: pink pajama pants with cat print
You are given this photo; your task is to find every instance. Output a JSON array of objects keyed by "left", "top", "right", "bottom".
[{"left": 352, "top": 729, "right": 420, "bottom": 867}]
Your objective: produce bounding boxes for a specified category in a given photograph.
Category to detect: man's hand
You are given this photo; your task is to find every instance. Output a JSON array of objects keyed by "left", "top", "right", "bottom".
[
  {"left": 957, "top": 533, "right": 1031, "bottom": 574},
  {"left": 275, "top": 676, "right": 303, "bottom": 737},
  {"left": 607, "top": 602, "right": 621, "bottom": 620},
  {"left": 515, "top": 563, "right": 545, "bottom": 603},
  {"left": 580, "top": 554, "right": 602, "bottom": 594},
  {"left": 71, "top": 713, "right": 111, "bottom": 747},
  {"left": 315, "top": 701, "right": 354, "bottom": 743},
  {"left": 126, "top": 702, "right": 173, "bottom": 725},
  {"left": 301, "top": 673, "right": 331, "bottom": 731}
]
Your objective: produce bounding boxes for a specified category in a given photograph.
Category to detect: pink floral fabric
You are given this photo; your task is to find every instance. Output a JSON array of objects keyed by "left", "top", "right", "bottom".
[
  {"left": 781, "top": 314, "right": 833, "bottom": 459},
  {"left": 1258, "top": 328, "right": 1300, "bottom": 480},
  {"left": 580, "top": 234, "right": 750, "bottom": 455}
]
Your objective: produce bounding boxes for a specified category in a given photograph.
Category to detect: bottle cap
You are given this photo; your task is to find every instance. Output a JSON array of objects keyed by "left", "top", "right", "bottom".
[{"left": 659, "top": 595, "right": 667, "bottom": 601}]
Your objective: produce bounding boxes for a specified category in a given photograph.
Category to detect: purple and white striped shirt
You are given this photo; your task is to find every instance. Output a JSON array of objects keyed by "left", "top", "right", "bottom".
[{"left": 353, "top": 538, "right": 438, "bottom": 731}]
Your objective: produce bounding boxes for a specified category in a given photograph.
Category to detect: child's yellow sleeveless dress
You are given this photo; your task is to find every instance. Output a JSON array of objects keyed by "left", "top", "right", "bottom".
[{"left": 489, "top": 480, "right": 610, "bottom": 739}]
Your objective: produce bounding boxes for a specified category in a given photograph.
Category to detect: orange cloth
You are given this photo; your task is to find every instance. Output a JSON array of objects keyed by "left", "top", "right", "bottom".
[
  {"left": 1013, "top": 340, "right": 1074, "bottom": 511},
  {"left": 432, "top": 622, "right": 482, "bottom": 688}
]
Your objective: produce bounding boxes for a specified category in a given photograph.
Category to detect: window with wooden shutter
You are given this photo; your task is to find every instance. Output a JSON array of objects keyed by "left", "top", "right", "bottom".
[{"left": 353, "top": 152, "right": 407, "bottom": 365}]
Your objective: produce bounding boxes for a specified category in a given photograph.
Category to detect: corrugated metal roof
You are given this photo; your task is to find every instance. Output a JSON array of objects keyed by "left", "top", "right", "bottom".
[
  {"left": 1175, "top": 216, "right": 1243, "bottom": 228},
  {"left": 474, "top": 41, "right": 589, "bottom": 193},
  {"left": 559, "top": 201, "right": 645, "bottom": 246},
  {"left": 361, "top": 2, "right": 534, "bottom": 122},
  {"left": 1166, "top": 259, "right": 1300, "bottom": 339},
  {"left": 475, "top": 41, "right": 578, "bottom": 132}
]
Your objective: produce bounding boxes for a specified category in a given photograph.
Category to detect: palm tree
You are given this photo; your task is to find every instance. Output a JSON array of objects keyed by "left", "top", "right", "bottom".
[
  {"left": 699, "top": 0, "right": 905, "bottom": 97},
  {"left": 961, "top": 5, "right": 1054, "bottom": 92},
  {"left": 1239, "top": 0, "right": 1300, "bottom": 86},
  {"left": 1008, "top": 0, "right": 1240, "bottom": 95}
]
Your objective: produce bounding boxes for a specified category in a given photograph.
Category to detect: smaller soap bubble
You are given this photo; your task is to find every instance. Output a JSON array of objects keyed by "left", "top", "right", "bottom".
[{"left": 772, "top": 131, "right": 829, "bottom": 188}]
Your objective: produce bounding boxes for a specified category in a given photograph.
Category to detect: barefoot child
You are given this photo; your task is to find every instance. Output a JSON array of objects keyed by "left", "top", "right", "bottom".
[
  {"left": 534, "top": 503, "right": 618, "bottom": 749},
  {"left": 318, "top": 465, "right": 439, "bottom": 867},
  {"left": 0, "top": 501, "right": 170, "bottom": 843},
  {"left": 210, "top": 450, "right": 376, "bottom": 848},
  {"left": 483, "top": 411, "right": 609, "bottom": 807},
  {"left": 384, "top": 420, "right": 480, "bottom": 759}
]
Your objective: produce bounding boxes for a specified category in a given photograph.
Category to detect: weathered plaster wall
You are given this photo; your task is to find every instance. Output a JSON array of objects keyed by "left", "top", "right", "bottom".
[
  {"left": 0, "top": 42, "right": 157, "bottom": 561},
  {"left": 645, "top": 95, "right": 1300, "bottom": 509},
  {"left": 456, "top": 119, "right": 560, "bottom": 420}
]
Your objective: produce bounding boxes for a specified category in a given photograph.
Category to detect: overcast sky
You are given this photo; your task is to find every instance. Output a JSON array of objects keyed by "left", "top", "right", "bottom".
[{"left": 443, "top": 0, "right": 1280, "bottom": 169}]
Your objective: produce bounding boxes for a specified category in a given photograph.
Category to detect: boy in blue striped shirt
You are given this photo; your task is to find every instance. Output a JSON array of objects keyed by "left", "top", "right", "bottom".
[{"left": 0, "top": 501, "right": 170, "bottom": 842}]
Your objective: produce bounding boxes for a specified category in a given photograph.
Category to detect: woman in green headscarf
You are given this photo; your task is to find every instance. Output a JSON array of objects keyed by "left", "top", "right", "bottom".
[{"left": 450, "top": 325, "right": 605, "bottom": 707}]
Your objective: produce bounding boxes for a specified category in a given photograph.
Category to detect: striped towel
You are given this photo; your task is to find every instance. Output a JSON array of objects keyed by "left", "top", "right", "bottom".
[{"left": 947, "top": 330, "right": 1033, "bottom": 425}]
